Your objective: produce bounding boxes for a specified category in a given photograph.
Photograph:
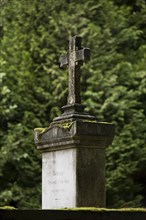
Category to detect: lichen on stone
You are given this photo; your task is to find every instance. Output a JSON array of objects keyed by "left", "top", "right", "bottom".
[
  {"left": 34, "top": 127, "right": 49, "bottom": 141},
  {"left": 57, "top": 121, "right": 74, "bottom": 130},
  {"left": 0, "top": 206, "right": 16, "bottom": 210},
  {"left": 34, "top": 128, "right": 48, "bottom": 133},
  {"left": 61, "top": 207, "right": 146, "bottom": 212},
  {"left": 83, "top": 120, "right": 97, "bottom": 123}
]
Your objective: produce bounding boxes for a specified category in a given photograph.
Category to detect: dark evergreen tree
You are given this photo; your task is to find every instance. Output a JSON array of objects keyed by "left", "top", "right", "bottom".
[{"left": 0, "top": 0, "right": 146, "bottom": 208}]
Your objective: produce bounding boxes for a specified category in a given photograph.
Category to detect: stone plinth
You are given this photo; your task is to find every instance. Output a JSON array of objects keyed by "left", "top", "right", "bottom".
[{"left": 34, "top": 119, "right": 115, "bottom": 209}]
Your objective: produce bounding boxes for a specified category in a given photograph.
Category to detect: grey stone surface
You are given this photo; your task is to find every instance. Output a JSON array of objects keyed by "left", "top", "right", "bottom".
[
  {"left": 55, "top": 35, "right": 91, "bottom": 121},
  {"left": 76, "top": 148, "right": 106, "bottom": 207},
  {"left": 41, "top": 147, "right": 106, "bottom": 209},
  {"left": 42, "top": 149, "right": 76, "bottom": 209},
  {"left": 34, "top": 35, "right": 115, "bottom": 209},
  {"left": 34, "top": 120, "right": 115, "bottom": 152},
  {"left": 35, "top": 120, "right": 115, "bottom": 209},
  {"left": 59, "top": 36, "right": 90, "bottom": 106}
]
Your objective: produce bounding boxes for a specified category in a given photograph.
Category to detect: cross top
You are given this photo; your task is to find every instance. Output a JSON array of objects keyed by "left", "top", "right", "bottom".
[{"left": 59, "top": 35, "right": 90, "bottom": 106}]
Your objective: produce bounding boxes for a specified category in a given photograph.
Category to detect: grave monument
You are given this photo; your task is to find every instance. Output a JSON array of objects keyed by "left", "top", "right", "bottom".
[{"left": 34, "top": 35, "right": 115, "bottom": 209}]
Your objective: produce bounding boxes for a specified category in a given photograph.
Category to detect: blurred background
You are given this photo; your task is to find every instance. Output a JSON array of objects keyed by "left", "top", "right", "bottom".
[{"left": 0, "top": 0, "right": 146, "bottom": 209}]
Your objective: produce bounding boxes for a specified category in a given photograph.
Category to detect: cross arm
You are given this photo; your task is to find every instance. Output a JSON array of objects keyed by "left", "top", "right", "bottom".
[
  {"left": 59, "top": 54, "right": 68, "bottom": 68},
  {"left": 76, "top": 48, "right": 90, "bottom": 63}
]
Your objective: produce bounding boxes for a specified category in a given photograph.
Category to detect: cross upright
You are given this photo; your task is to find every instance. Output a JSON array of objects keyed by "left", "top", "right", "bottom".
[{"left": 59, "top": 36, "right": 90, "bottom": 106}]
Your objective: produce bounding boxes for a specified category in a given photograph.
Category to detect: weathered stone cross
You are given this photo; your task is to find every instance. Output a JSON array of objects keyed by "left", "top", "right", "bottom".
[{"left": 59, "top": 36, "right": 90, "bottom": 106}]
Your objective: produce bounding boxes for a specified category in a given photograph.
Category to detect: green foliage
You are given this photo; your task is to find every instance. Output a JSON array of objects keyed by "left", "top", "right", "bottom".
[{"left": 0, "top": 0, "right": 146, "bottom": 209}]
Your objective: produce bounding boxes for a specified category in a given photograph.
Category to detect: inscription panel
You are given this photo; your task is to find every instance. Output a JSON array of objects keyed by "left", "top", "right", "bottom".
[{"left": 42, "top": 148, "right": 76, "bottom": 209}]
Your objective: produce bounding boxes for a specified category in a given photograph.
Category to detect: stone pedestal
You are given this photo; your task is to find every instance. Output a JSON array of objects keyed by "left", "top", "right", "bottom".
[{"left": 34, "top": 119, "right": 115, "bottom": 209}]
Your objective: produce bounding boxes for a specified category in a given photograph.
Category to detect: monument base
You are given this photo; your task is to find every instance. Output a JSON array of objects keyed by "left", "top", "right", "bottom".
[
  {"left": 53, "top": 103, "right": 96, "bottom": 121},
  {"left": 34, "top": 119, "right": 115, "bottom": 209}
]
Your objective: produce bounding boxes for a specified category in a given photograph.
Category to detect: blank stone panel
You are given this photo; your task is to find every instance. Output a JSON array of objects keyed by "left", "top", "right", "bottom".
[{"left": 42, "top": 149, "right": 77, "bottom": 209}]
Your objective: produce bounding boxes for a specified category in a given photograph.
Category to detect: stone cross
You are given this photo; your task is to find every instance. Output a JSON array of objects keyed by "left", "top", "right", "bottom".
[
  {"left": 34, "top": 36, "right": 115, "bottom": 209},
  {"left": 59, "top": 36, "right": 90, "bottom": 105}
]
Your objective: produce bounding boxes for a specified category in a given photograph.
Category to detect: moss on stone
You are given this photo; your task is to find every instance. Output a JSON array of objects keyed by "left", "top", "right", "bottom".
[
  {"left": 82, "top": 120, "right": 114, "bottom": 125},
  {"left": 61, "top": 207, "right": 146, "bottom": 212},
  {"left": 34, "top": 127, "right": 49, "bottom": 141},
  {"left": 82, "top": 120, "right": 97, "bottom": 123},
  {"left": 34, "top": 127, "right": 49, "bottom": 133},
  {"left": 0, "top": 206, "right": 16, "bottom": 210},
  {"left": 56, "top": 121, "right": 74, "bottom": 130},
  {"left": 34, "top": 121, "right": 74, "bottom": 142}
]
